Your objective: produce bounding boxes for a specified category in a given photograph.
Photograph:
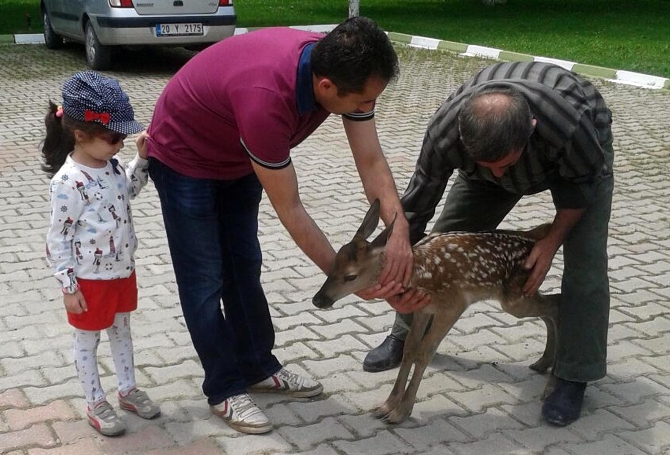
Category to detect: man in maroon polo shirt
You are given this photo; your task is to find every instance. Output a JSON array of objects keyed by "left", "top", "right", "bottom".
[{"left": 144, "top": 16, "right": 424, "bottom": 434}]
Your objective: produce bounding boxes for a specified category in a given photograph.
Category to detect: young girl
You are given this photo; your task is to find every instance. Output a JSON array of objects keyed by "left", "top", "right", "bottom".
[{"left": 42, "top": 71, "right": 159, "bottom": 437}]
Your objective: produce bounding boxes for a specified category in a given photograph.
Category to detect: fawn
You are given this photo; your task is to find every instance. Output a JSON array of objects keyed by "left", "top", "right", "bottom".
[{"left": 313, "top": 199, "right": 560, "bottom": 423}]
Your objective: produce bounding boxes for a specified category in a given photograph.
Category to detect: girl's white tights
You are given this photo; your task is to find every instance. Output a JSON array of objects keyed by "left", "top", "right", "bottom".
[{"left": 73, "top": 312, "right": 137, "bottom": 405}]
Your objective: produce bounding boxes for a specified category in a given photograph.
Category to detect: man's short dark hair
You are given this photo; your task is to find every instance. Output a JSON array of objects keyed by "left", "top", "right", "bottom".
[
  {"left": 458, "top": 86, "right": 533, "bottom": 162},
  {"left": 311, "top": 16, "right": 399, "bottom": 96}
]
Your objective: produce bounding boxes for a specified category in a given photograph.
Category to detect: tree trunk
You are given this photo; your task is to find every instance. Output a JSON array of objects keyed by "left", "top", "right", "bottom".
[{"left": 349, "top": 0, "right": 360, "bottom": 17}]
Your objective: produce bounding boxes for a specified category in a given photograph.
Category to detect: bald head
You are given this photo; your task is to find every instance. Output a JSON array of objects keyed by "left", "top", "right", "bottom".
[
  {"left": 458, "top": 86, "right": 534, "bottom": 162},
  {"left": 470, "top": 92, "right": 514, "bottom": 117}
]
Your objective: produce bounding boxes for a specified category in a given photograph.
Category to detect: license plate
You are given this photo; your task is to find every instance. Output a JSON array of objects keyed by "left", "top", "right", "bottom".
[{"left": 155, "top": 23, "right": 203, "bottom": 36}]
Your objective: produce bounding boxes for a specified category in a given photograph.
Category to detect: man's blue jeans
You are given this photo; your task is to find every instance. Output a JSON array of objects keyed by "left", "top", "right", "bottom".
[{"left": 149, "top": 158, "right": 281, "bottom": 405}]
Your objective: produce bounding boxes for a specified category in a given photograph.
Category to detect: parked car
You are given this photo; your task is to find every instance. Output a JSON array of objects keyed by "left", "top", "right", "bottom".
[{"left": 41, "top": 0, "right": 236, "bottom": 70}]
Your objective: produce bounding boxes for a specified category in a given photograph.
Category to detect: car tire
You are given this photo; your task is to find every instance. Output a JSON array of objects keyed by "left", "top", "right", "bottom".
[
  {"left": 85, "top": 22, "right": 112, "bottom": 70},
  {"left": 42, "top": 9, "right": 63, "bottom": 50}
]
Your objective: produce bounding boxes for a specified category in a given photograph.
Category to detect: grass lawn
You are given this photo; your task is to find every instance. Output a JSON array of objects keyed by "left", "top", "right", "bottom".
[
  {"left": 0, "top": 0, "right": 41, "bottom": 34},
  {"left": 2, "top": 0, "right": 668, "bottom": 77}
]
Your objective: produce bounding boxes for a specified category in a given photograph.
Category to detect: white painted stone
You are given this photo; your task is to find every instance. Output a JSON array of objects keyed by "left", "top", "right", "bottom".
[
  {"left": 462, "top": 44, "right": 501, "bottom": 59},
  {"left": 289, "top": 24, "right": 337, "bottom": 33},
  {"left": 612, "top": 70, "right": 669, "bottom": 89},
  {"left": 533, "top": 55, "right": 576, "bottom": 70},
  {"left": 14, "top": 33, "right": 44, "bottom": 44},
  {"left": 410, "top": 36, "right": 441, "bottom": 50}
]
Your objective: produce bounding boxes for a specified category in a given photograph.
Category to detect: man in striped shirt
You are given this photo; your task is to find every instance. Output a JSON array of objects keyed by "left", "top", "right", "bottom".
[{"left": 366, "top": 61, "right": 614, "bottom": 427}]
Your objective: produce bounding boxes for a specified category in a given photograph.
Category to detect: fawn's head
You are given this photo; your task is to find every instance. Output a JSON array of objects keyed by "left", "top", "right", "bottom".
[{"left": 313, "top": 199, "right": 394, "bottom": 308}]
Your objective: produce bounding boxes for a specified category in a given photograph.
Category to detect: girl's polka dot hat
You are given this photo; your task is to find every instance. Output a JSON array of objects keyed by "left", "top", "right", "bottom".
[{"left": 61, "top": 71, "right": 143, "bottom": 135}]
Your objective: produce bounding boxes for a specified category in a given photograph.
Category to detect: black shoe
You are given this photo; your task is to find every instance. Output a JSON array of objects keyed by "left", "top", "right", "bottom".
[
  {"left": 363, "top": 335, "right": 404, "bottom": 372},
  {"left": 542, "top": 377, "right": 586, "bottom": 426}
]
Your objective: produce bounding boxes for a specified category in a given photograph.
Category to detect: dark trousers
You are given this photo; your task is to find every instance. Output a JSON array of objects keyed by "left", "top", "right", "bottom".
[
  {"left": 392, "top": 171, "right": 613, "bottom": 383},
  {"left": 149, "top": 159, "right": 281, "bottom": 405}
]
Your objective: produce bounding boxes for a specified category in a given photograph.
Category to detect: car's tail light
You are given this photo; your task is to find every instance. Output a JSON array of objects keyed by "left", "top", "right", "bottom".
[
  {"left": 219, "top": 0, "right": 232, "bottom": 5},
  {"left": 109, "top": 0, "right": 133, "bottom": 7}
]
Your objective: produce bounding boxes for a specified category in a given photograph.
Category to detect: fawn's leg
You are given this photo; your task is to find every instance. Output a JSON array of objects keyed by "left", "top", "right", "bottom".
[
  {"left": 383, "top": 307, "right": 464, "bottom": 424},
  {"left": 501, "top": 293, "right": 560, "bottom": 373},
  {"left": 530, "top": 315, "right": 558, "bottom": 373},
  {"left": 374, "top": 309, "right": 432, "bottom": 418}
]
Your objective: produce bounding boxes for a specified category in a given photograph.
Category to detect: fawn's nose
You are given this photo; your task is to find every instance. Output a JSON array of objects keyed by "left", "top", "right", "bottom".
[{"left": 312, "top": 291, "right": 334, "bottom": 309}]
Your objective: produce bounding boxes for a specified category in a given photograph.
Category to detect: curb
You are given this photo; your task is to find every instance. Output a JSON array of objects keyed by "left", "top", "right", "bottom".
[
  {"left": 386, "top": 31, "right": 670, "bottom": 90},
  {"left": 3, "top": 28, "right": 668, "bottom": 90}
]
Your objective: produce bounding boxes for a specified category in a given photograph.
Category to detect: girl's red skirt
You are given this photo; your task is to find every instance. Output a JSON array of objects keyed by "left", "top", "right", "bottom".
[{"left": 67, "top": 272, "right": 137, "bottom": 330}]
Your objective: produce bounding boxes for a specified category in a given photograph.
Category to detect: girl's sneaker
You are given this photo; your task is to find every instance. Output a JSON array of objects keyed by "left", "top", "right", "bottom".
[
  {"left": 118, "top": 388, "right": 161, "bottom": 419},
  {"left": 87, "top": 401, "right": 126, "bottom": 436}
]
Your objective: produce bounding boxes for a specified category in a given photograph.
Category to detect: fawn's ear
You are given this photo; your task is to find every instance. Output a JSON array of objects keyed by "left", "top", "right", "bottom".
[
  {"left": 355, "top": 199, "right": 381, "bottom": 240},
  {"left": 369, "top": 212, "right": 396, "bottom": 249}
]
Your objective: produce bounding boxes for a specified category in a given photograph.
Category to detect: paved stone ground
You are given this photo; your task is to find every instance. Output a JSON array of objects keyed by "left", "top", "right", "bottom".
[{"left": 1, "top": 42, "right": 669, "bottom": 455}]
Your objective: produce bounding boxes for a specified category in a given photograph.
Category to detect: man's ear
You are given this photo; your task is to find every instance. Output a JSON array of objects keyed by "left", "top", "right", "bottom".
[
  {"left": 314, "top": 76, "right": 338, "bottom": 99},
  {"left": 316, "top": 76, "right": 332, "bottom": 90}
]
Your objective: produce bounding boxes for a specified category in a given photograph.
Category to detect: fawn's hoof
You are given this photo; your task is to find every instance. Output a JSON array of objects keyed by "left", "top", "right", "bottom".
[
  {"left": 382, "top": 409, "right": 411, "bottom": 424},
  {"left": 372, "top": 407, "right": 388, "bottom": 419},
  {"left": 364, "top": 335, "right": 404, "bottom": 372},
  {"left": 541, "top": 377, "right": 586, "bottom": 426},
  {"left": 541, "top": 374, "right": 558, "bottom": 400},
  {"left": 372, "top": 400, "right": 395, "bottom": 419},
  {"left": 373, "top": 405, "right": 410, "bottom": 424},
  {"left": 529, "top": 356, "right": 552, "bottom": 373}
]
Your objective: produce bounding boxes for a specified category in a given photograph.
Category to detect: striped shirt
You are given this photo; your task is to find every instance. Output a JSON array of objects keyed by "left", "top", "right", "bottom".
[{"left": 402, "top": 61, "right": 614, "bottom": 237}]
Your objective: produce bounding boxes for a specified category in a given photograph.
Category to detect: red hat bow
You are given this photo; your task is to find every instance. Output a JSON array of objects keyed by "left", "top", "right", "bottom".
[{"left": 84, "top": 109, "right": 110, "bottom": 125}]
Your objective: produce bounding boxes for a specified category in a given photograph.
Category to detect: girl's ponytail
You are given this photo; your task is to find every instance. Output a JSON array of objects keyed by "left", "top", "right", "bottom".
[{"left": 41, "top": 101, "right": 74, "bottom": 177}]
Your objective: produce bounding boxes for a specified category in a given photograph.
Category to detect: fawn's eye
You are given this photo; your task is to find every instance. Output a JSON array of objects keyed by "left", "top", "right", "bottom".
[{"left": 344, "top": 274, "right": 357, "bottom": 282}]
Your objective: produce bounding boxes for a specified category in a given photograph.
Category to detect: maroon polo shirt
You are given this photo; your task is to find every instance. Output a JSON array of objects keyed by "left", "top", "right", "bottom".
[{"left": 147, "top": 28, "right": 331, "bottom": 180}]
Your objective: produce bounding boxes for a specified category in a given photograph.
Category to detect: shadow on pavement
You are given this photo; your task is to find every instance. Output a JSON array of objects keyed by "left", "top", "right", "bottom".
[{"left": 42, "top": 42, "right": 196, "bottom": 75}]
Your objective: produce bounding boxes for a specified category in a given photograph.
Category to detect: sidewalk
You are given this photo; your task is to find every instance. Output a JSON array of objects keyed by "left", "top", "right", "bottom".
[{"left": 1, "top": 38, "right": 670, "bottom": 455}]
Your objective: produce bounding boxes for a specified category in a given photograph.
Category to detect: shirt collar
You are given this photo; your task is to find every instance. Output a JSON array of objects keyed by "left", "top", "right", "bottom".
[{"left": 296, "top": 42, "right": 317, "bottom": 114}]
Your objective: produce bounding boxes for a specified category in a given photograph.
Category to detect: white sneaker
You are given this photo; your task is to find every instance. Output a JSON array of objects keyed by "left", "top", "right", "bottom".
[
  {"left": 248, "top": 368, "right": 323, "bottom": 398},
  {"left": 210, "top": 393, "right": 272, "bottom": 434}
]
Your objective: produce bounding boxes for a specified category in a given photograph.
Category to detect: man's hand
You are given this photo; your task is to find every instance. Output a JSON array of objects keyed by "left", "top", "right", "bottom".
[
  {"left": 387, "top": 288, "right": 431, "bottom": 314},
  {"left": 522, "top": 236, "right": 560, "bottom": 297},
  {"left": 355, "top": 280, "right": 403, "bottom": 302},
  {"left": 355, "top": 284, "right": 430, "bottom": 314},
  {"left": 377, "top": 227, "right": 414, "bottom": 288},
  {"left": 63, "top": 291, "right": 88, "bottom": 314},
  {"left": 347, "top": 207, "right": 414, "bottom": 301}
]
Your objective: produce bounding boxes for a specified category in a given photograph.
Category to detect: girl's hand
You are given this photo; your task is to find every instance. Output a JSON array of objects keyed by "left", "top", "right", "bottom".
[
  {"left": 63, "top": 292, "right": 88, "bottom": 314},
  {"left": 135, "top": 130, "right": 150, "bottom": 159}
]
